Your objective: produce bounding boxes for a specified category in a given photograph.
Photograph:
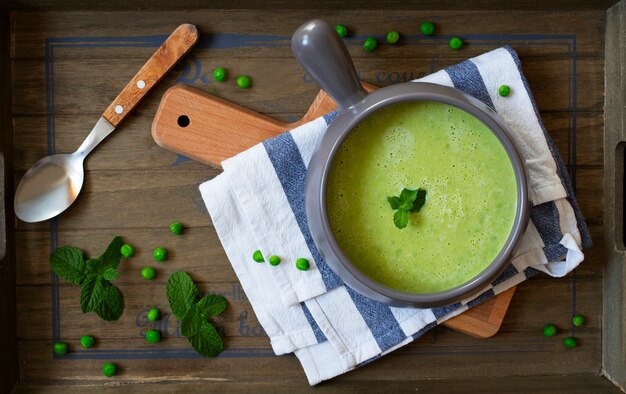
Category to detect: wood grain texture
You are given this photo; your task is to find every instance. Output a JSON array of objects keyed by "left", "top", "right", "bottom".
[
  {"left": 7, "top": 7, "right": 609, "bottom": 391},
  {"left": 603, "top": 1, "right": 626, "bottom": 391},
  {"left": 102, "top": 24, "right": 198, "bottom": 127},
  {"left": 151, "top": 82, "right": 515, "bottom": 338},
  {"left": 0, "top": 9, "right": 19, "bottom": 394}
]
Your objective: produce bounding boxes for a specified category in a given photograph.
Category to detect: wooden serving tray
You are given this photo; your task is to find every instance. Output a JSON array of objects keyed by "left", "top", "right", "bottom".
[{"left": 151, "top": 83, "right": 516, "bottom": 338}]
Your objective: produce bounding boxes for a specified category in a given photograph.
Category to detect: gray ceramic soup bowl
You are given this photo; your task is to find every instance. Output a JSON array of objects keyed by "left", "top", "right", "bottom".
[{"left": 292, "top": 20, "right": 530, "bottom": 308}]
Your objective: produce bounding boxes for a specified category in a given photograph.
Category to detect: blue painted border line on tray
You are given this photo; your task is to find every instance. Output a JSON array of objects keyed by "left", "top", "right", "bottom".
[{"left": 45, "top": 32, "right": 577, "bottom": 360}]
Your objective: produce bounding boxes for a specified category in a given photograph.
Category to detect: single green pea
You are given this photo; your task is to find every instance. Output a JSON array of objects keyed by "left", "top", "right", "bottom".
[
  {"left": 335, "top": 24, "right": 348, "bottom": 38},
  {"left": 449, "top": 37, "right": 463, "bottom": 50},
  {"left": 80, "top": 335, "right": 95, "bottom": 349},
  {"left": 543, "top": 323, "right": 557, "bottom": 337},
  {"left": 252, "top": 250, "right": 265, "bottom": 263},
  {"left": 213, "top": 67, "right": 227, "bottom": 82},
  {"left": 102, "top": 362, "right": 117, "bottom": 377},
  {"left": 498, "top": 85, "right": 511, "bottom": 97},
  {"left": 420, "top": 21, "right": 435, "bottom": 36},
  {"left": 363, "top": 37, "right": 377, "bottom": 52},
  {"left": 120, "top": 244, "right": 135, "bottom": 258},
  {"left": 572, "top": 315, "right": 585, "bottom": 327},
  {"left": 386, "top": 31, "right": 400, "bottom": 44},
  {"left": 153, "top": 247, "right": 167, "bottom": 262},
  {"left": 141, "top": 267, "right": 156, "bottom": 280},
  {"left": 563, "top": 337, "right": 577, "bottom": 348},
  {"left": 145, "top": 329, "right": 161, "bottom": 344},
  {"left": 147, "top": 307, "right": 161, "bottom": 322},
  {"left": 296, "top": 257, "right": 310, "bottom": 271},
  {"left": 53, "top": 341, "right": 68, "bottom": 355},
  {"left": 169, "top": 222, "right": 184, "bottom": 235},
  {"left": 269, "top": 255, "right": 281, "bottom": 266},
  {"left": 236, "top": 75, "right": 251, "bottom": 89}
]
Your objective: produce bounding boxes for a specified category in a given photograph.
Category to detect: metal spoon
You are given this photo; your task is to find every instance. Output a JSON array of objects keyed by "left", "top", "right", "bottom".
[{"left": 14, "top": 23, "right": 198, "bottom": 223}]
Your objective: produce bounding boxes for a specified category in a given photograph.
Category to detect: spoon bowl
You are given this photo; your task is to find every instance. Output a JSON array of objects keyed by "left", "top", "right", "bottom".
[{"left": 14, "top": 153, "right": 85, "bottom": 223}]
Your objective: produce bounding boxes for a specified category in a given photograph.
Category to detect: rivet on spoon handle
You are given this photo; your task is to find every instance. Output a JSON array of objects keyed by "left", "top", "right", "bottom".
[{"left": 102, "top": 23, "right": 199, "bottom": 127}]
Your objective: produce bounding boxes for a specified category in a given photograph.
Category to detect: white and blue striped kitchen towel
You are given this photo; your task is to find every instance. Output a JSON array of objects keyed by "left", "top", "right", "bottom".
[{"left": 199, "top": 46, "right": 591, "bottom": 385}]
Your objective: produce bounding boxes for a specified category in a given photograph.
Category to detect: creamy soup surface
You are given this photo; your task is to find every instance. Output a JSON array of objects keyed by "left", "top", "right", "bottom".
[{"left": 326, "top": 101, "right": 518, "bottom": 293}]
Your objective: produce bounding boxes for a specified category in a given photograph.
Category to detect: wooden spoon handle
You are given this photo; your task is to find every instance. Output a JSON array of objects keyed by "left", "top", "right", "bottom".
[{"left": 102, "top": 23, "right": 199, "bottom": 127}]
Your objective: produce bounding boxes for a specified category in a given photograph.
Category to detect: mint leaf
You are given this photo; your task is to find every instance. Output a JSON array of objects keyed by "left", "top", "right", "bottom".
[
  {"left": 49, "top": 246, "right": 87, "bottom": 285},
  {"left": 387, "top": 196, "right": 402, "bottom": 210},
  {"left": 393, "top": 209, "right": 409, "bottom": 229},
  {"left": 410, "top": 189, "right": 427, "bottom": 213},
  {"left": 187, "top": 320, "right": 224, "bottom": 357},
  {"left": 93, "top": 284, "right": 124, "bottom": 321},
  {"left": 80, "top": 274, "right": 106, "bottom": 313},
  {"left": 102, "top": 268, "right": 120, "bottom": 281},
  {"left": 166, "top": 271, "right": 200, "bottom": 320},
  {"left": 399, "top": 188, "right": 418, "bottom": 204},
  {"left": 99, "top": 236, "right": 124, "bottom": 271},
  {"left": 180, "top": 307, "right": 204, "bottom": 337},
  {"left": 197, "top": 294, "right": 228, "bottom": 317}
]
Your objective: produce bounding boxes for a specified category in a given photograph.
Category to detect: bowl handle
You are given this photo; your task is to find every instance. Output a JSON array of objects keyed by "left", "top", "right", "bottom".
[{"left": 291, "top": 19, "right": 368, "bottom": 110}]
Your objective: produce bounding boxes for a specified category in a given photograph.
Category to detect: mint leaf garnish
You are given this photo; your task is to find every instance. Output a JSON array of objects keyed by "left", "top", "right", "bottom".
[
  {"left": 166, "top": 271, "right": 227, "bottom": 357},
  {"left": 50, "top": 236, "right": 125, "bottom": 321},
  {"left": 387, "top": 187, "right": 427, "bottom": 229},
  {"left": 166, "top": 271, "right": 200, "bottom": 320},
  {"left": 49, "top": 246, "right": 87, "bottom": 285}
]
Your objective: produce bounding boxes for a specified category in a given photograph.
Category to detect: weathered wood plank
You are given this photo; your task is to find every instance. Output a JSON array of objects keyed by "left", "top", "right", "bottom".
[
  {"left": 15, "top": 223, "right": 605, "bottom": 286},
  {"left": 603, "top": 0, "right": 626, "bottom": 392},
  {"left": 0, "top": 9, "right": 19, "bottom": 394},
  {"left": 14, "top": 374, "right": 624, "bottom": 394},
  {"left": 10, "top": 11, "right": 605, "bottom": 59},
  {"left": 14, "top": 278, "right": 602, "bottom": 340},
  {"left": 575, "top": 168, "right": 604, "bottom": 227},
  {"left": 11, "top": 57, "right": 603, "bottom": 115},
  {"left": 11, "top": 111, "right": 604, "bottom": 172}
]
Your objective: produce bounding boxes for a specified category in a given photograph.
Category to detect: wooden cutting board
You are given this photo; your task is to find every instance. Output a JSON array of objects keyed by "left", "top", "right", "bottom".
[{"left": 151, "top": 83, "right": 516, "bottom": 338}]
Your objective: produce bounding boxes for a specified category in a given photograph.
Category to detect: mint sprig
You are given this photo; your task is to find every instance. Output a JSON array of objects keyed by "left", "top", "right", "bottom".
[
  {"left": 166, "top": 271, "right": 227, "bottom": 357},
  {"left": 49, "top": 236, "right": 125, "bottom": 321},
  {"left": 387, "top": 188, "right": 427, "bottom": 229}
]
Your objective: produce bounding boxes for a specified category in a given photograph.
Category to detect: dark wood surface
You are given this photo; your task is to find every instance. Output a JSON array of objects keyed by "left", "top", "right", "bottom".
[
  {"left": 0, "top": 8, "right": 19, "bottom": 394},
  {"left": 5, "top": 8, "right": 613, "bottom": 392}
]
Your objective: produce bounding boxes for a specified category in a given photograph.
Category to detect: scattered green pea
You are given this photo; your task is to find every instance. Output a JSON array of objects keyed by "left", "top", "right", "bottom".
[
  {"left": 252, "top": 250, "right": 265, "bottom": 263},
  {"left": 80, "top": 335, "right": 95, "bottom": 349},
  {"left": 296, "top": 257, "right": 310, "bottom": 271},
  {"left": 169, "top": 222, "right": 184, "bottom": 235},
  {"left": 543, "top": 324, "right": 557, "bottom": 337},
  {"left": 213, "top": 67, "right": 227, "bottom": 82},
  {"left": 420, "top": 21, "right": 435, "bottom": 36},
  {"left": 563, "top": 337, "right": 577, "bottom": 348},
  {"left": 498, "top": 85, "right": 511, "bottom": 97},
  {"left": 102, "top": 362, "right": 117, "bottom": 377},
  {"left": 141, "top": 267, "right": 156, "bottom": 280},
  {"left": 153, "top": 247, "right": 167, "bottom": 262},
  {"left": 572, "top": 315, "right": 585, "bottom": 327},
  {"left": 363, "top": 37, "right": 377, "bottom": 52},
  {"left": 236, "top": 75, "right": 251, "bottom": 89},
  {"left": 120, "top": 244, "right": 135, "bottom": 258},
  {"left": 147, "top": 307, "right": 161, "bottom": 322},
  {"left": 269, "top": 255, "right": 281, "bottom": 266},
  {"left": 53, "top": 341, "right": 68, "bottom": 355},
  {"left": 386, "top": 31, "right": 400, "bottom": 44},
  {"left": 449, "top": 37, "right": 463, "bottom": 50},
  {"left": 335, "top": 24, "right": 348, "bottom": 37},
  {"left": 145, "top": 329, "right": 161, "bottom": 344}
]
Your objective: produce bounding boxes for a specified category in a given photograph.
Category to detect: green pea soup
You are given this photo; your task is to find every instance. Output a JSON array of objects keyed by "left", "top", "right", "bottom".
[{"left": 325, "top": 101, "right": 518, "bottom": 294}]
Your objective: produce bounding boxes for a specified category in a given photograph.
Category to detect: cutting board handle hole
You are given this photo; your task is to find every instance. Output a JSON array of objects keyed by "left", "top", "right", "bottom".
[{"left": 177, "top": 115, "right": 190, "bottom": 128}]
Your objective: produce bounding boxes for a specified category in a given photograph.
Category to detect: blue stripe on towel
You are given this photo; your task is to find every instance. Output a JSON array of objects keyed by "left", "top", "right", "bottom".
[
  {"left": 323, "top": 110, "right": 339, "bottom": 125},
  {"left": 503, "top": 45, "right": 591, "bottom": 249},
  {"left": 301, "top": 302, "right": 327, "bottom": 343},
  {"left": 432, "top": 302, "right": 463, "bottom": 320},
  {"left": 466, "top": 289, "right": 496, "bottom": 309},
  {"left": 262, "top": 132, "right": 343, "bottom": 291},
  {"left": 263, "top": 132, "right": 407, "bottom": 352},
  {"left": 530, "top": 201, "right": 568, "bottom": 261},
  {"left": 445, "top": 60, "right": 495, "bottom": 109},
  {"left": 491, "top": 264, "right": 520, "bottom": 287}
]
